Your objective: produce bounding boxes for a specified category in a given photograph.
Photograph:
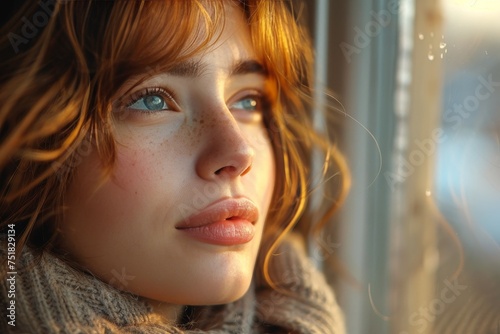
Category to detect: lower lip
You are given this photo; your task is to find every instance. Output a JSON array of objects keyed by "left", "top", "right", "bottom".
[{"left": 178, "top": 219, "right": 255, "bottom": 246}]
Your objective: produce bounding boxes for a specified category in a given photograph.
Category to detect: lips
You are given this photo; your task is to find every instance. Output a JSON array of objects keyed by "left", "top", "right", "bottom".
[
  {"left": 175, "top": 197, "right": 259, "bottom": 229},
  {"left": 175, "top": 197, "right": 259, "bottom": 246}
]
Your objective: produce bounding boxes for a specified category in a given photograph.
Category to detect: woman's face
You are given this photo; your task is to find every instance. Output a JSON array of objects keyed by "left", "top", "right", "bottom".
[{"left": 61, "top": 3, "right": 275, "bottom": 307}]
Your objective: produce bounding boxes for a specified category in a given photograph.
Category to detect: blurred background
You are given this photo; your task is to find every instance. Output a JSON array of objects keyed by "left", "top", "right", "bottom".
[{"left": 303, "top": 0, "right": 500, "bottom": 333}]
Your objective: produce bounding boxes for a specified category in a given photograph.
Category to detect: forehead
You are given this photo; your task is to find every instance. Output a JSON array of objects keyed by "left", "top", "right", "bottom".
[
  {"left": 167, "top": 2, "right": 262, "bottom": 70},
  {"left": 109, "top": 1, "right": 266, "bottom": 95},
  {"left": 137, "top": 1, "right": 260, "bottom": 68},
  {"left": 190, "top": 1, "right": 257, "bottom": 60}
]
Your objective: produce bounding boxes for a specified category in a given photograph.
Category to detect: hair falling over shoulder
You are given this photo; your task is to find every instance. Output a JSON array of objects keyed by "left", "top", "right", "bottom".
[{"left": 0, "top": 0, "right": 350, "bottom": 287}]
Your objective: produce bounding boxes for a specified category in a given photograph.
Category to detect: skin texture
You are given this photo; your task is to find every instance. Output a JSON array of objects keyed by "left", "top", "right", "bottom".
[{"left": 60, "top": 3, "right": 275, "bottom": 321}]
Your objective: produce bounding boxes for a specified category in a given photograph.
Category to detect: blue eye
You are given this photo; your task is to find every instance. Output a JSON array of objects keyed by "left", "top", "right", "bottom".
[
  {"left": 128, "top": 95, "right": 168, "bottom": 111},
  {"left": 231, "top": 96, "right": 261, "bottom": 112},
  {"left": 126, "top": 88, "right": 173, "bottom": 112}
]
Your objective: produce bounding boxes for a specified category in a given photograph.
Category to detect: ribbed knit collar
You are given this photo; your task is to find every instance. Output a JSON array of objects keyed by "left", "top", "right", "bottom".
[{"left": 4, "top": 246, "right": 257, "bottom": 333}]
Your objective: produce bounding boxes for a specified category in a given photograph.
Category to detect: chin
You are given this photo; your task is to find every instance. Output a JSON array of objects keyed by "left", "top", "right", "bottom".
[
  {"left": 138, "top": 267, "right": 255, "bottom": 306},
  {"left": 195, "top": 273, "right": 254, "bottom": 306}
]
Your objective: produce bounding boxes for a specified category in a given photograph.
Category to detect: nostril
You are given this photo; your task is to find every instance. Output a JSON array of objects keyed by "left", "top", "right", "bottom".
[
  {"left": 214, "top": 165, "right": 239, "bottom": 176},
  {"left": 240, "top": 165, "right": 251, "bottom": 176},
  {"left": 197, "top": 146, "right": 253, "bottom": 180}
]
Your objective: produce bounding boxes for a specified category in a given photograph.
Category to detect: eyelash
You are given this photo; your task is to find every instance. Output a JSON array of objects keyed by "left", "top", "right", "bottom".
[
  {"left": 124, "top": 87, "right": 176, "bottom": 113},
  {"left": 121, "top": 87, "right": 269, "bottom": 115},
  {"left": 231, "top": 94, "right": 264, "bottom": 111}
]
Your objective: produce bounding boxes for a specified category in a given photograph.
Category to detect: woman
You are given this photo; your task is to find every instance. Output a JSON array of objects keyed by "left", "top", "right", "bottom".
[{"left": 0, "top": 0, "right": 349, "bottom": 332}]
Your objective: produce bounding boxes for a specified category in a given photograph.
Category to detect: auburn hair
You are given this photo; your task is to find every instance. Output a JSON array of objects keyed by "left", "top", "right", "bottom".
[{"left": 0, "top": 0, "right": 349, "bottom": 287}]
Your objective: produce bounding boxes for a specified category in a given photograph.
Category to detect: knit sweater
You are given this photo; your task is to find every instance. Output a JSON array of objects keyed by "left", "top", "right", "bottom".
[{"left": 0, "top": 234, "right": 345, "bottom": 333}]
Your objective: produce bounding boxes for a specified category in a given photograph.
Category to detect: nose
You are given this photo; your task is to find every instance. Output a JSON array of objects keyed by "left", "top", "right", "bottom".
[{"left": 195, "top": 110, "right": 254, "bottom": 180}]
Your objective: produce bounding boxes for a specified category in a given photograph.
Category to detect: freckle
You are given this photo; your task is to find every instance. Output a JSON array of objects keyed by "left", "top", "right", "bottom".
[{"left": 135, "top": 191, "right": 138, "bottom": 195}]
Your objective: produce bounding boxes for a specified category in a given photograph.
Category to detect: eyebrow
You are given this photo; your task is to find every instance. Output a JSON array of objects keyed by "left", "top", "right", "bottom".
[
  {"left": 166, "top": 59, "right": 267, "bottom": 77},
  {"left": 167, "top": 60, "right": 207, "bottom": 77},
  {"left": 230, "top": 59, "right": 267, "bottom": 76}
]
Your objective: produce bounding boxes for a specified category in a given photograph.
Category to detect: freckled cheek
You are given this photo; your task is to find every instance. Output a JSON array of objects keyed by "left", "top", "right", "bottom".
[
  {"left": 246, "top": 125, "right": 275, "bottom": 168},
  {"left": 245, "top": 127, "right": 276, "bottom": 212},
  {"left": 246, "top": 123, "right": 274, "bottom": 153},
  {"left": 111, "top": 133, "right": 197, "bottom": 201},
  {"left": 112, "top": 127, "right": 181, "bottom": 186},
  {"left": 112, "top": 146, "right": 171, "bottom": 193}
]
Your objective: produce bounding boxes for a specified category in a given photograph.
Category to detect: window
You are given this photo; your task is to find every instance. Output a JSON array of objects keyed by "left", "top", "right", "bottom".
[{"left": 307, "top": 0, "right": 500, "bottom": 333}]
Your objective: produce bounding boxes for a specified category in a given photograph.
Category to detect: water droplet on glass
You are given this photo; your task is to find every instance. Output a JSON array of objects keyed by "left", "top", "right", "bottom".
[
  {"left": 485, "top": 50, "right": 489, "bottom": 55},
  {"left": 428, "top": 51, "right": 435, "bottom": 61},
  {"left": 441, "top": 54, "right": 444, "bottom": 59},
  {"left": 440, "top": 42, "right": 447, "bottom": 49},
  {"left": 418, "top": 34, "right": 424, "bottom": 40},
  {"left": 430, "top": 32, "right": 434, "bottom": 37},
  {"left": 426, "top": 190, "right": 432, "bottom": 197}
]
